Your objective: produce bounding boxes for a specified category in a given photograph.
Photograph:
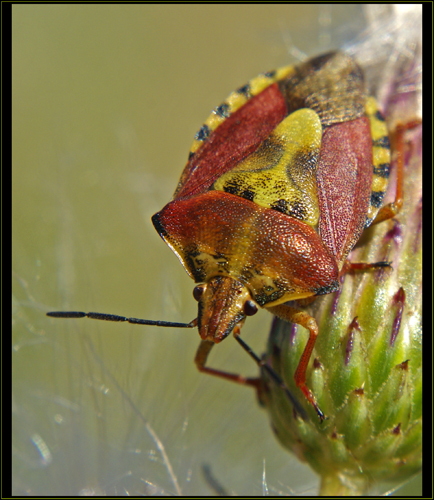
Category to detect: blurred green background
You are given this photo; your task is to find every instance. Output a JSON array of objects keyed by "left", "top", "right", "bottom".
[{"left": 12, "top": 4, "right": 421, "bottom": 495}]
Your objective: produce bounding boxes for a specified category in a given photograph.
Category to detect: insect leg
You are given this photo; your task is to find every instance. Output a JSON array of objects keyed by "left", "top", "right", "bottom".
[
  {"left": 233, "top": 332, "right": 308, "bottom": 420},
  {"left": 340, "top": 260, "right": 392, "bottom": 275},
  {"left": 194, "top": 331, "right": 308, "bottom": 420},
  {"left": 267, "top": 304, "right": 325, "bottom": 421},
  {"left": 372, "top": 119, "right": 421, "bottom": 225},
  {"left": 194, "top": 337, "right": 261, "bottom": 389}
]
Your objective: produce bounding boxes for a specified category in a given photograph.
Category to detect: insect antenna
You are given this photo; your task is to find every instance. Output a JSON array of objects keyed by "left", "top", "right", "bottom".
[
  {"left": 47, "top": 311, "right": 308, "bottom": 419},
  {"left": 46, "top": 311, "right": 196, "bottom": 329}
]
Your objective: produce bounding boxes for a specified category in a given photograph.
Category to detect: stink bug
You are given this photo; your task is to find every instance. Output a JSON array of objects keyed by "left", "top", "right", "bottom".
[{"left": 48, "top": 51, "right": 409, "bottom": 421}]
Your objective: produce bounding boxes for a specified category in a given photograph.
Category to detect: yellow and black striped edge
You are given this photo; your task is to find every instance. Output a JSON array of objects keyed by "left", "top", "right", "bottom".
[
  {"left": 188, "top": 65, "right": 295, "bottom": 157},
  {"left": 364, "top": 96, "right": 391, "bottom": 227}
]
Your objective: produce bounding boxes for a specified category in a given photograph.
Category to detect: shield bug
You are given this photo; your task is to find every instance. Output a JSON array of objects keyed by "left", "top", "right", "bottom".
[{"left": 48, "top": 51, "right": 410, "bottom": 421}]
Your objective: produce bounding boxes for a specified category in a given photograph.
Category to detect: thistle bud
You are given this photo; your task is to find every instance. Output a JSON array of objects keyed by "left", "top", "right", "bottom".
[{"left": 259, "top": 10, "right": 422, "bottom": 496}]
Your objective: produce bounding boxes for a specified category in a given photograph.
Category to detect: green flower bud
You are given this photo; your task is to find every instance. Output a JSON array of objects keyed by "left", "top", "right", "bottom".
[{"left": 259, "top": 47, "right": 422, "bottom": 496}]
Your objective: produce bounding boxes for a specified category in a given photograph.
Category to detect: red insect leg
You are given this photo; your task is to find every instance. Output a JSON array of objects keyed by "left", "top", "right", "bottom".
[
  {"left": 194, "top": 334, "right": 262, "bottom": 390},
  {"left": 267, "top": 304, "right": 324, "bottom": 421}
]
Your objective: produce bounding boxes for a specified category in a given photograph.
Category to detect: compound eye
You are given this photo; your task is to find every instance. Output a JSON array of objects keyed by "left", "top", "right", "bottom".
[
  {"left": 193, "top": 285, "right": 205, "bottom": 302},
  {"left": 244, "top": 300, "right": 258, "bottom": 316}
]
